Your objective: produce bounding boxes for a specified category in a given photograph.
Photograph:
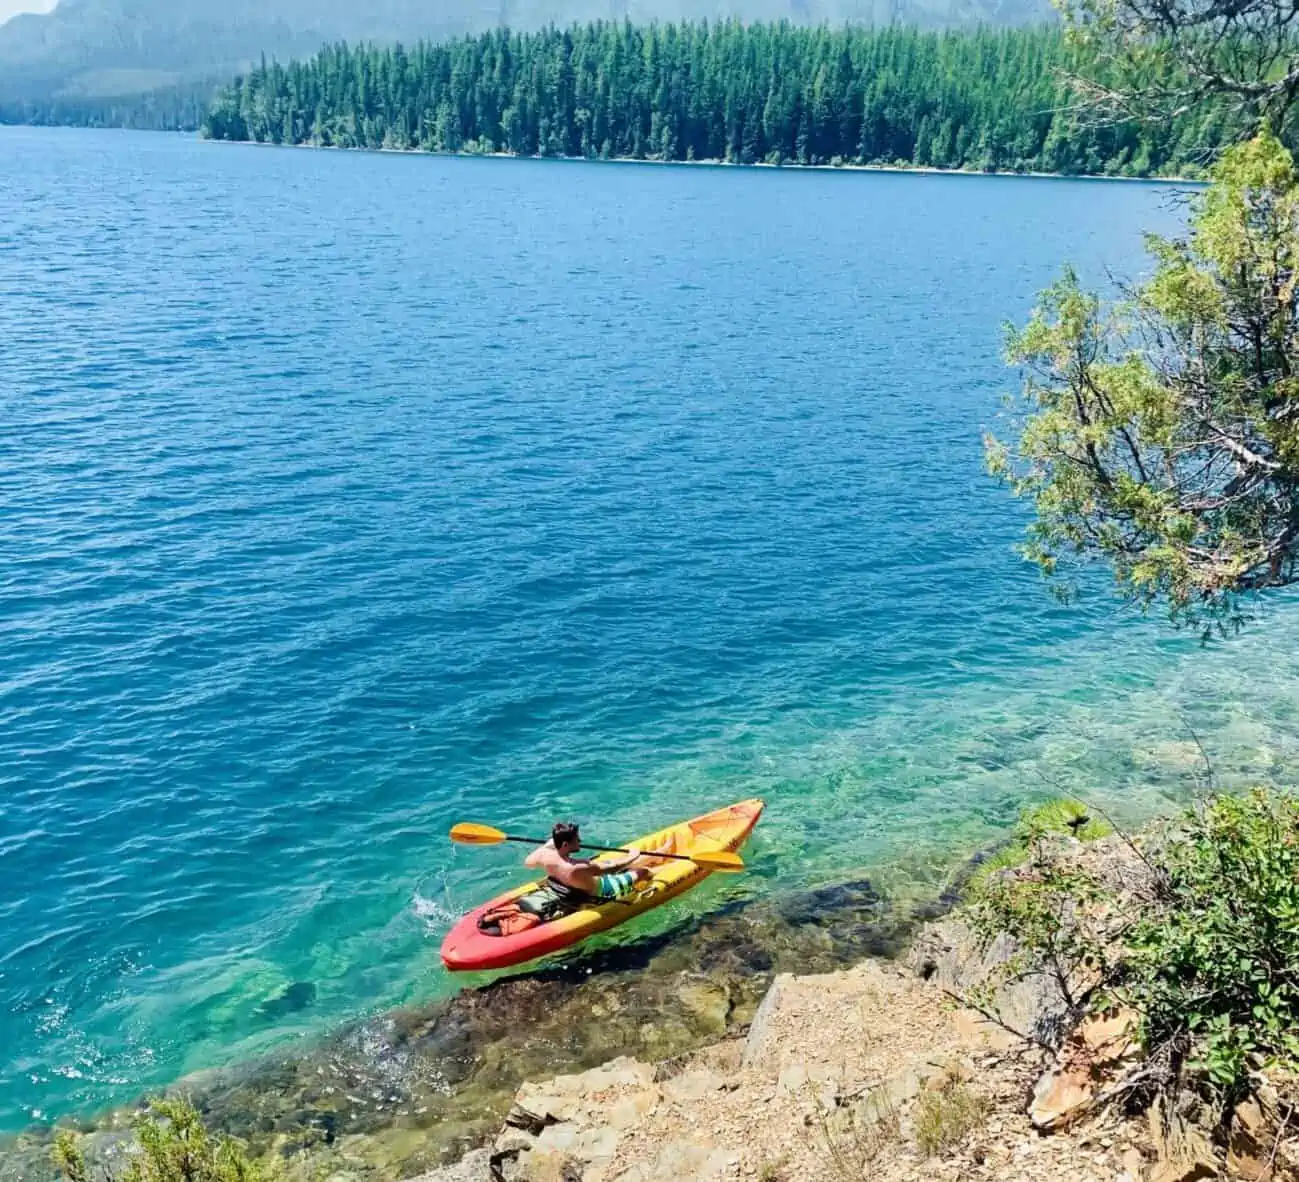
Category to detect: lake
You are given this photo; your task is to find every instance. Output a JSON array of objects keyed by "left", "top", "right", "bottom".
[{"left": 2, "top": 127, "right": 1295, "bottom": 1134}]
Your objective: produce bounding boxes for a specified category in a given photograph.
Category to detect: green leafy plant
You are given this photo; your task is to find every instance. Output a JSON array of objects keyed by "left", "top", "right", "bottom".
[
  {"left": 964, "top": 798, "right": 1116, "bottom": 1040},
  {"left": 1123, "top": 790, "right": 1299, "bottom": 1093},
  {"left": 53, "top": 1098, "right": 267, "bottom": 1182},
  {"left": 1020, "top": 799, "right": 1113, "bottom": 843},
  {"left": 966, "top": 786, "right": 1299, "bottom": 1101},
  {"left": 967, "top": 846, "right": 1111, "bottom": 1035}
]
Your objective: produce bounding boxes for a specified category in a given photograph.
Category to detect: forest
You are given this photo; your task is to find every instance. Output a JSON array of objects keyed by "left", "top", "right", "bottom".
[
  {"left": 201, "top": 22, "right": 1241, "bottom": 176},
  {"left": 0, "top": 81, "right": 219, "bottom": 132}
]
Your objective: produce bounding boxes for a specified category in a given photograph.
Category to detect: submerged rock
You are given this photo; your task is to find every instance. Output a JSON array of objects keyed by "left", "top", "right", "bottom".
[
  {"left": 256, "top": 981, "right": 317, "bottom": 1021},
  {"left": 9, "top": 871, "right": 959, "bottom": 1181}
]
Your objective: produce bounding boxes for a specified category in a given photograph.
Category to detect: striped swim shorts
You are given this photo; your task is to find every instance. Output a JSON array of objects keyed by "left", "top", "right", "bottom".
[{"left": 594, "top": 871, "right": 638, "bottom": 900}]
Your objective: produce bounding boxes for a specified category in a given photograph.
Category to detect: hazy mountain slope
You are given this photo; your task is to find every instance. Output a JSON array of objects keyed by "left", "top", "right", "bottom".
[
  {"left": 0, "top": 0, "right": 465, "bottom": 96},
  {"left": 0, "top": 0, "right": 1053, "bottom": 99}
]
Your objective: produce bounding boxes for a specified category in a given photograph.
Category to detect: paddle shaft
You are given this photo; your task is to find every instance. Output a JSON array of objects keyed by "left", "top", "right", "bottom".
[{"left": 497, "top": 832, "right": 700, "bottom": 865}]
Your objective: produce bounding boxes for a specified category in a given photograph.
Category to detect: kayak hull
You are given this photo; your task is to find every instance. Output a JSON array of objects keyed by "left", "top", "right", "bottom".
[{"left": 440, "top": 798, "right": 764, "bottom": 972}]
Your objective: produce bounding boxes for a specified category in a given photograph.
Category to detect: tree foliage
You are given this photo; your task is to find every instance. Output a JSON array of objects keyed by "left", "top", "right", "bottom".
[
  {"left": 202, "top": 23, "right": 1242, "bottom": 175},
  {"left": 1062, "top": 0, "right": 1299, "bottom": 134},
  {"left": 989, "top": 131, "right": 1299, "bottom": 629},
  {"left": 53, "top": 1098, "right": 267, "bottom": 1182},
  {"left": 0, "top": 83, "right": 217, "bottom": 132}
]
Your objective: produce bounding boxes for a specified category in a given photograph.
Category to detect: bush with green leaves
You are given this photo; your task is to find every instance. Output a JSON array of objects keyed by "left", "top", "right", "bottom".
[
  {"left": 54, "top": 1098, "right": 267, "bottom": 1182},
  {"left": 968, "top": 835, "right": 1112, "bottom": 1027},
  {"left": 1124, "top": 790, "right": 1299, "bottom": 1093},
  {"left": 969, "top": 787, "right": 1299, "bottom": 1099}
]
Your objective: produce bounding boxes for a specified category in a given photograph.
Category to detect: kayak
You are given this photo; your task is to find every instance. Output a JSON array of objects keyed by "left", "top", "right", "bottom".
[{"left": 440, "top": 798, "right": 764, "bottom": 972}]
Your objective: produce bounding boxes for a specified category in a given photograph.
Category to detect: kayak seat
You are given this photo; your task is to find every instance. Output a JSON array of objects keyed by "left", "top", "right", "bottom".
[
  {"left": 517, "top": 887, "right": 577, "bottom": 920},
  {"left": 479, "top": 878, "right": 609, "bottom": 938}
]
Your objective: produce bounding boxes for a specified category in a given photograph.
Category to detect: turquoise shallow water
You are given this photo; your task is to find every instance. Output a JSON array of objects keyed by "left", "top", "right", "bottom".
[{"left": 3, "top": 127, "right": 1297, "bottom": 1134}]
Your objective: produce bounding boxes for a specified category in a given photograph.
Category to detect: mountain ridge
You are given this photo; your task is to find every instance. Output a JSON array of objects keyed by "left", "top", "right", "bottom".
[{"left": 0, "top": 0, "right": 1054, "bottom": 100}]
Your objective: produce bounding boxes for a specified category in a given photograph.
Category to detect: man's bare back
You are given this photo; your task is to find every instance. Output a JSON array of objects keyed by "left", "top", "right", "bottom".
[{"left": 525, "top": 822, "right": 668, "bottom": 900}]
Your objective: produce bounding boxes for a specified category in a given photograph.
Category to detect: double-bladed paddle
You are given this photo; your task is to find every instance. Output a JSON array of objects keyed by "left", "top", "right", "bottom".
[{"left": 449, "top": 822, "right": 745, "bottom": 872}]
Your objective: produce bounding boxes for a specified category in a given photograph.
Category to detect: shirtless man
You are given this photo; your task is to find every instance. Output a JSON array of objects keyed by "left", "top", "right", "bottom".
[{"left": 525, "top": 821, "right": 663, "bottom": 903}]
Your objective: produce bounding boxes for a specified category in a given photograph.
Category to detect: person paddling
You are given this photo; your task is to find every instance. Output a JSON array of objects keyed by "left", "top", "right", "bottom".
[{"left": 525, "top": 821, "right": 665, "bottom": 903}]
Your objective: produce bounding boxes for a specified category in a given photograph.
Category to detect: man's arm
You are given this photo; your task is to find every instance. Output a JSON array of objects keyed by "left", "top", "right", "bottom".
[{"left": 599, "top": 848, "right": 642, "bottom": 872}]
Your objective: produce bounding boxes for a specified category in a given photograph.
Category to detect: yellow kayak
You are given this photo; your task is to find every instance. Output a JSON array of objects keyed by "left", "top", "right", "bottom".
[{"left": 441, "top": 798, "right": 764, "bottom": 971}]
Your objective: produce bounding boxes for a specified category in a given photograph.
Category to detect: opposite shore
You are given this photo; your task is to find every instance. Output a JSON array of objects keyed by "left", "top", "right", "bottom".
[{"left": 203, "top": 135, "right": 1207, "bottom": 186}]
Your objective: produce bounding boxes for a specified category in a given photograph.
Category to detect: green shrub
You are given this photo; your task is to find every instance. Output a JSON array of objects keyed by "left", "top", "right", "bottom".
[
  {"left": 54, "top": 1097, "right": 267, "bottom": 1182},
  {"left": 968, "top": 787, "right": 1299, "bottom": 1099},
  {"left": 968, "top": 845, "right": 1109, "bottom": 1019},
  {"left": 1125, "top": 790, "right": 1299, "bottom": 1093}
]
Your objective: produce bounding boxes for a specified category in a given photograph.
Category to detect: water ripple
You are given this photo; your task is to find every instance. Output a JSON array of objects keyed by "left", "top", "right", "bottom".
[{"left": 3, "top": 128, "right": 1292, "bottom": 1133}]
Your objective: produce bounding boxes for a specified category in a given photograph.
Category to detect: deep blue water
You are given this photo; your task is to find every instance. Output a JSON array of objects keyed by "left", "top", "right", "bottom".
[{"left": 3, "top": 127, "right": 1297, "bottom": 1133}]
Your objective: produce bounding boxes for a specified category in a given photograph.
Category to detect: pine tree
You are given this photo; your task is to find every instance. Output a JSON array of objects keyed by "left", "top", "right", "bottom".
[{"left": 198, "top": 23, "right": 1245, "bottom": 178}]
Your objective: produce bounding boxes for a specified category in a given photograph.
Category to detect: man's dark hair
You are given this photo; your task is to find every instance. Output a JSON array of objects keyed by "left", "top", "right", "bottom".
[{"left": 552, "top": 821, "right": 580, "bottom": 849}]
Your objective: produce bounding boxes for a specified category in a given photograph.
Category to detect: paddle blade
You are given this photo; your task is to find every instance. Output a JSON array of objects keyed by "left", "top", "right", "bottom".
[
  {"left": 450, "top": 822, "right": 507, "bottom": 845},
  {"left": 690, "top": 850, "right": 746, "bottom": 873}
]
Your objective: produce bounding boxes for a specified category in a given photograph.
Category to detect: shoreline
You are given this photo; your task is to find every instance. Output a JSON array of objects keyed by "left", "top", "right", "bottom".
[
  {"left": 2, "top": 764, "right": 1212, "bottom": 1176},
  {"left": 202, "top": 135, "right": 1207, "bottom": 186},
  {"left": 1, "top": 844, "right": 982, "bottom": 1179},
  {"left": 3, "top": 757, "right": 1235, "bottom": 1180},
  {"left": 37, "top": 804, "right": 1299, "bottom": 1182}
]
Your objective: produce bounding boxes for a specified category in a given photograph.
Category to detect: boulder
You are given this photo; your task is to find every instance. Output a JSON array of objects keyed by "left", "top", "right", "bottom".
[
  {"left": 1029, "top": 1008, "right": 1141, "bottom": 1132},
  {"left": 534, "top": 1121, "right": 619, "bottom": 1164},
  {"left": 1151, "top": 1156, "right": 1218, "bottom": 1182},
  {"left": 1226, "top": 1089, "right": 1299, "bottom": 1181},
  {"left": 856, "top": 1065, "right": 928, "bottom": 1125},
  {"left": 907, "top": 918, "right": 1070, "bottom": 1048},
  {"left": 613, "top": 1140, "right": 731, "bottom": 1181},
  {"left": 1030, "top": 1064, "right": 1096, "bottom": 1133},
  {"left": 659, "top": 1069, "right": 727, "bottom": 1105},
  {"left": 1080, "top": 1008, "right": 1139, "bottom": 1062},
  {"left": 740, "top": 975, "right": 789, "bottom": 1069},
  {"left": 907, "top": 836, "right": 1153, "bottom": 1053},
  {"left": 505, "top": 1104, "right": 558, "bottom": 1136},
  {"left": 1228, "top": 1098, "right": 1271, "bottom": 1181},
  {"left": 515, "top": 1058, "right": 655, "bottom": 1126},
  {"left": 482, "top": 1057, "right": 662, "bottom": 1182},
  {"left": 773, "top": 1060, "right": 841, "bottom": 1110},
  {"left": 675, "top": 977, "right": 733, "bottom": 1035},
  {"left": 1121, "top": 1146, "right": 1148, "bottom": 1182},
  {"left": 408, "top": 1147, "right": 494, "bottom": 1182}
]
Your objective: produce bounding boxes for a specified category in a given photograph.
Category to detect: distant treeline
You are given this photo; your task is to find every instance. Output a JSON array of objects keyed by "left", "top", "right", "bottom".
[
  {"left": 201, "top": 23, "right": 1241, "bottom": 176},
  {"left": 2, "top": 81, "right": 221, "bottom": 132}
]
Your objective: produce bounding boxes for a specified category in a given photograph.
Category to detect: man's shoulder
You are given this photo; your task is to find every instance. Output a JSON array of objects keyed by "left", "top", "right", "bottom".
[{"left": 552, "top": 857, "right": 593, "bottom": 883}]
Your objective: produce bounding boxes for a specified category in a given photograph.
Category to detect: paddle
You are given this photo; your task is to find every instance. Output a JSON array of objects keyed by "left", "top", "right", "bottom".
[{"left": 449, "top": 822, "right": 746, "bottom": 872}]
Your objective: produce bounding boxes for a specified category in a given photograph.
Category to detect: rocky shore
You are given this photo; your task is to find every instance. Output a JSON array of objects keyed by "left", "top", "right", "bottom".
[
  {"left": 1, "top": 871, "right": 954, "bottom": 1182},
  {"left": 408, "top": 831, "right": 1299, "bottom": 1182},
  {"left": 18, "top": 812, "right": 1299, "bottom": 1182}
]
